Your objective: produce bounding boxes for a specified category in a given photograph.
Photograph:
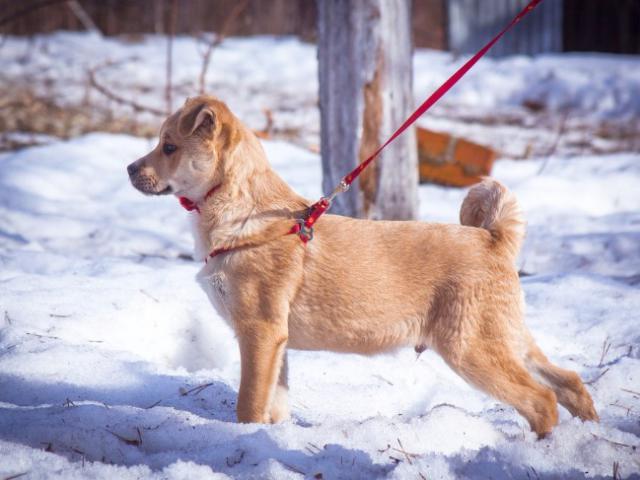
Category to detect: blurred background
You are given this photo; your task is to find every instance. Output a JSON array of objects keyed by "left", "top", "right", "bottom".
[
  {"left": 1, "top": 0, "right": 638, "bottom": 158},
  {"left": 4, "top": 0, "right": 640, "bottom": 53}
]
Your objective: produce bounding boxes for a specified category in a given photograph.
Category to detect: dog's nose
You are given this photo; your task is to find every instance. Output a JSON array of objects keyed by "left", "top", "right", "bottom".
[{"left": 127, "top": 163, "right": 139, "bottom": 177}]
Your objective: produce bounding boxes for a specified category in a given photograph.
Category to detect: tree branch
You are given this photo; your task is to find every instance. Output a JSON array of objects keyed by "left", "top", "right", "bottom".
[
  {"left": 165, "top": 0, "right": 178, "bottom": 114},
  {"left": 87, "top": 62, "right": 165, "bottom": 116},
  {"left": 198, "top": 0, "right": 249, "bottom": 95}
]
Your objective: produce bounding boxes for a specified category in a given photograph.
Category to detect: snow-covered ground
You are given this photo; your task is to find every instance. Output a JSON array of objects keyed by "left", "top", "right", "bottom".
[{"left": 1, "top": 31, "right": 639, "bottom": 479}]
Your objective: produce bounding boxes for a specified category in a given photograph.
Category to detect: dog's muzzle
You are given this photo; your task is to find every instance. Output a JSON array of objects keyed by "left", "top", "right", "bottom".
[{"left": 127, "top": 163, "right": 172, "bottom": 196}]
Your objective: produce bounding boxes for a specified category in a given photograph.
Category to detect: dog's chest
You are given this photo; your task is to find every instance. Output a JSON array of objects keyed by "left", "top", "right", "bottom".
[
  {"left": 190, "top": 215, "right": 211, "bottom": 262},
  {"left": 196, "top": 263, "right": 233, "bottom": 326}
]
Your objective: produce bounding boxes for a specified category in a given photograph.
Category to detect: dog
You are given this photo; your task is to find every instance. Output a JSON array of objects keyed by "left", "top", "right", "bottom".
[{"left": 127, "top": 95, "right": 598, "bottom": 437}]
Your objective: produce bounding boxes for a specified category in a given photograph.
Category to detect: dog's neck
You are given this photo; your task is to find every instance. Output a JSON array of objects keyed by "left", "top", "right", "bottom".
[
  {"left": 178, "top": 183, "right": 220, "bottom": 213},
  {"left": 192, "top": 130, "right": 309, "bottom": 260}
]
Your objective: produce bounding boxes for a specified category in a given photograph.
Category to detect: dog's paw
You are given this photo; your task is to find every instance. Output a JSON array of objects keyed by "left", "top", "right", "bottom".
[{"left": 269, "top": 385, "right": 290, "bottom": 423}]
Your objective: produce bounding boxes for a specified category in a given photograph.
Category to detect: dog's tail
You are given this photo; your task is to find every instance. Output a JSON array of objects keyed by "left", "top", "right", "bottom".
[{"left": 459, "top": 178, "right": 525, "bottom": 260}]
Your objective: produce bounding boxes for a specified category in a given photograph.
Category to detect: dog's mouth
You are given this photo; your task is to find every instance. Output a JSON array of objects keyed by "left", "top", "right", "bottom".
[{"left": 130, "top": 174, "right": 173, "bottom": 196}]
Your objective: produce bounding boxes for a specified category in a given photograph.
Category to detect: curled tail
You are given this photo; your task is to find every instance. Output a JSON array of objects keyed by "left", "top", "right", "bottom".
[{"left": 459, "top": 178, "right": 525, "bottom": 260}]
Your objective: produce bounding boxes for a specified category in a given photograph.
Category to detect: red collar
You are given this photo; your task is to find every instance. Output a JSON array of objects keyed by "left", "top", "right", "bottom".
[
  {"left": 178, "top": 184, "right": 310, "bottom": 261},
  {"left": 178, "top": 184, "right": 232, "bottom": 260},
  {"left": 178, "top": 184, "right": 220, "bottom": 214},
  {"left": 206, "top": 246, "right": 231, "bottom": 261}
]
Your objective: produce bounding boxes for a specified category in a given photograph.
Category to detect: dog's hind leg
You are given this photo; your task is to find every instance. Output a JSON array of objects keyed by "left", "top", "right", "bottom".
[
  {"left": 269, "top": 350, "right": 290, "bottom": 423},
  {"left": 438, "top": 340, "right": 559, "bottom": 438},
  {"left": 525, "top": 344, "right": 598, "bottom": 422}
]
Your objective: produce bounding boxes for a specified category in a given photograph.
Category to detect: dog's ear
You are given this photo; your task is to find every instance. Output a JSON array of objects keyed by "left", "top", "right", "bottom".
[{"left": 178, "top": 102, "right": 216, "bottom": 137}]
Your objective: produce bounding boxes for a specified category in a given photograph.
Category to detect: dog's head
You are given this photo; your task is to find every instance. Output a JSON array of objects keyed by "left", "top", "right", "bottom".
[{"left": 127, "top": 96, "right": 239, "bottom": 199}]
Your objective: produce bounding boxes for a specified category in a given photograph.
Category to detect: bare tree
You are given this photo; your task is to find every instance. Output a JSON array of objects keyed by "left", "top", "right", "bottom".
[
  {"left": 165, "top": 0, "right": 178, "bottom": 115},
  {"left": 317, "top": 0, "right": 418, "bottom": 220},
  {"left": 197, "top": 0, "right": 249, "bottom": 94}
]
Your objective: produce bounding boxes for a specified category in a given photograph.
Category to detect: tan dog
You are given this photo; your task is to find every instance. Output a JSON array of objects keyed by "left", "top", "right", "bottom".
[{"left": 127, "top": 95, "right": 598, "bottom": 437}]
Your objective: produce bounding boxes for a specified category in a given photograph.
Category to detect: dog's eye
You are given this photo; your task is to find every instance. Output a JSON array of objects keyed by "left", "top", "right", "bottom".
[{"left": 163, "top": 143, "right": 177, "bottom": 155}]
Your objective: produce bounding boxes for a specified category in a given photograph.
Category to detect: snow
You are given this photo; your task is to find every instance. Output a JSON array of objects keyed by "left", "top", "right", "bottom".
[
  {"left": 1, "top": 32, "right": 640, "bottom": 479},
  {"left": 1, "top": 133, "right": 639, "bottom": 478}
]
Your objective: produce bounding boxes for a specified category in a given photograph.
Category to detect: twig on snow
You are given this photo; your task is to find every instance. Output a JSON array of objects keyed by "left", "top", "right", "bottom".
[
  {"left": 280, "top": 462, "right": 306, "bottom": 475},
  {"left": 613, "top": 461, "right": 621, "bottom": 480},
  {"left": 373, "top": 374, "right": 394, "bottom": 386},
  {"left": 144, "top": 399, "right": 162, "bottom": 409},
  {"left": 394, "top": 438, "right": 418, "bottom": 465},
  {"left": 3, "top": 472, "right": 30, "bottom": 480},
  {"left": 225, "top": 449, "right": 245, "bottom": 467},
  {"left": 180, "top": 382, "right": 213, "bottom": 396},
  {"left": 1, "top": 345, "right": 16, "bottom": 355},
  {"left": 585, "top": 368, "right": 610, "bottom": 385},
  {"left": 26, "top": 332, "right": 60, "bottom": 340},
  {"left": 591, "top": 434, "right": 637, "bottom": 451},
  {"left": 621, "top": 388, "right": 640, "bottom": 397},
  {"left": 139, "top": 289, "right": 160, "bottom": 303},
  {"left": 4, "top": 310, "right": 12, "bottom": 325},
  {"left": 71, "top": 446, "right": 85, "bottom": 462},
  {"left": 527, "top": 466, "right": 540, "bottom": 480},
  {"left": 143, "top": 419, "right": 168, "bottom": 431},
  {"left": 106, "top": 429, "right": 141, "bottom": 447},
  {"left": 609, "top": 402, "right": 633, "bottom": 416},
  {"left": 307, "top": 442, "right": 322, "bottom": 453},
  {"left": 377, "top": 444, "right": 391, "bottom": 453},
  {"left": 598, "top": 337, "right": 612, "bottom": 367}
]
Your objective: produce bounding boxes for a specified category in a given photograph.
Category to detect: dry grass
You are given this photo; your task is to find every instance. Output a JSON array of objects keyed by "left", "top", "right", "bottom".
[
  {"left": 0, "top": 83, "right": 287, "bottom": 152},
  {"left": 0, "top": 85, "right": 158, "bottom": 150}
]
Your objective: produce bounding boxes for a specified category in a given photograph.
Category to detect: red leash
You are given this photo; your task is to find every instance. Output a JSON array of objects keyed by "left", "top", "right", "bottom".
[{"left": 293, "top": 0, "right": 544, "bottom": 243}]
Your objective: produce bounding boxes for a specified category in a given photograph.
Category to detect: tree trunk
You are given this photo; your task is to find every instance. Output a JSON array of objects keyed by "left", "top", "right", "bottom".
[{"left": 317, "top": 0, "right": 418, "bottom": 220}]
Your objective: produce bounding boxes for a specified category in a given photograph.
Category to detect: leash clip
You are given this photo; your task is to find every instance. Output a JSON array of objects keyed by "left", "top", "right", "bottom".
[
  {"left": 326, "top": 179, "right": 349, "bottom": 204},
  {"left": 295, "top": 218, "right": 314, "bottom": 242}
]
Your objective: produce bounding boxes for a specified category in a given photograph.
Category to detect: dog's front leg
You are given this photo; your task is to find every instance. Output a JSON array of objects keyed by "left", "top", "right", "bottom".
[{"left": 236, "top": 321, "right": 288, "bottom": 424}]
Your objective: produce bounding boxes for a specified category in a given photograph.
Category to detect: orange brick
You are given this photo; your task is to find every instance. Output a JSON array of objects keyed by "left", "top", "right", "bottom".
[{"left": 417, "top": 127, "right": 495, "bottom": 187}]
